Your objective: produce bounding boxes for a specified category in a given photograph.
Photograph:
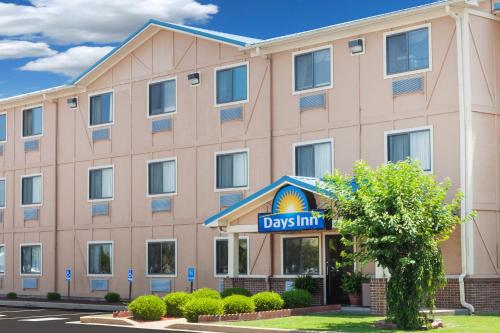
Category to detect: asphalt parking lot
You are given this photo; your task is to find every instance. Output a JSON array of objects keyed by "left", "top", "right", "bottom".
[{"left": 0, "top": 306, "right": 195, "bottom": 332}]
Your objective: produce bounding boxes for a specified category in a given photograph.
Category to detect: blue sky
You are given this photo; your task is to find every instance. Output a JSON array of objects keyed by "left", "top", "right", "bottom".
[{"left": 0, "top": 0, "right": 438, "bottom": 99}]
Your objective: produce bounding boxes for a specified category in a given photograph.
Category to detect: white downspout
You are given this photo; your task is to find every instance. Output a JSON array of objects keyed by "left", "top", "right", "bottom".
[{"left": 446, "top": 5, "right": 475, "bottom": 314}]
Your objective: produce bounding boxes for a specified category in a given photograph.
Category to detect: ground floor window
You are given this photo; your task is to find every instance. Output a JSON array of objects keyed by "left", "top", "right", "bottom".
[
  {"left": 88, "top": 242, "right": 112, "bottom": 275},
  {"left": 282, "top": 236, "right": 319, "bottom": 275},
  {"left": 214, "top": 237, "right": 248, "bottom": 276},
  {"left": 0, "top": 245, "right": 5, "bottom": 274},
  {"left": 147, "top": 240, "right": 176, "bottom": 276},
  {"left": 21, "top": 244, "right": 41, "bottom": 275}
]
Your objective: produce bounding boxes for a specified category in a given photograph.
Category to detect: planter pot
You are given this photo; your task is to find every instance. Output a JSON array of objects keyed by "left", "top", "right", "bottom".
[{"left": 348, "top": 293, "right": 361, "bottom": 306}]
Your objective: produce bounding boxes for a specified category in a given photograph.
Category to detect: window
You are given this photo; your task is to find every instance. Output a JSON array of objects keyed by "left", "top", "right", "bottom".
[
  {"left": 282, "top": 237, "right": 319, "bottom": 275},
  {"left": 216, "top": 64, "right": 248, "bottom": 105},
  {"left": 89, "top": 92, "right": 113, "bottom": 126},
  {"left": 386, "top": 128, "right": 431, "bottom": 171},
  {"left": 386, "top": 26, "right": 430, "bottom": 76},
  {"left": 21, "top": 175, "right": 42, "bottom": 206},
  {"left": 88, "top": 242, "right": 112, "bottom": 275},
  {"left": 89, "top": 167, "right": 113, "bottom": 200},
  {"left": 214, "top": 237, "right": 248, "bottom": 276},
  {"left": 0, "top": 245, "right": 4, "bottom": 274},
  {"left": 294, "top": 47, "right": 332, "bottom": 92},
  {"left": 147, "top": 240, "right": 176, "bottom": 276},
  {"left": 0, "top": 113, "right": 6, "bottom": 142},
  {"left": 149, "top": 79, "right": 176, "bottom": 117},
  {"left": 21, "top": 244, "right": 41, "bottom": 275},
  {"left": 148, "top": 159, "right": 176, "bottom": 196},
  {"left": 22, "top": 106, "right": 42, "bottom": 137},
  {"left": 216, "top": 151, "right": 248, "bottom": 190},
  {"left": 295, "top": 141, "right": 332, "bottom": 178},
  {"left": 0, "top": 178, "right": 5, "bottom": 208}
]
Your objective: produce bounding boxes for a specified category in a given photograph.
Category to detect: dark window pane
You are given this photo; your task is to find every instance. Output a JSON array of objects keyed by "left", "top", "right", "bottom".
[
  {"left": 232, "top": 65, "right": 247, "bottom": 102},
  {"left": 22, "top": 107, "right": 42, "bottom": 137},
  {"left": 149, "top": 80, "right": 176, "bottom": 116},
  {"left": 387, "top": 33, "right": 408, "bottom": 75},
  {"left": 295, "top": 145, "right": 315, "bottom": 177},
  {"left": 408, "top": 28, "right": 429, "bottom": 71},
  {"left": 313, "top": 48, "right": 331, "bottom": 87},
  {"left": 0, "top": 114, "right": 6, "bottom": 141},
  {"left": 388, "top": 133, "right": 410, "bottom": 163},
  {"left": 90, "top": 93, "right": 112, "bottom": 125},
  {"left": 215, "top": 239, "right": 228, "bottom": 275},
  {"left": 217, "top": 154, "right": 234, "bottom": 189},
  {"left": 217, "top": 69, "right": 233, "bottom": 104},
  {"left": 147, "top": 242, "right": 175, "bottom": 275},
  {"left": 295, "top": 53, "right": 313, "bottom": 91},
  {"left": 283, "top": 237, "right": 319, "bottom": 275},
  {"left": 89, "top": 243, "right": 111, "bottom": 275}
]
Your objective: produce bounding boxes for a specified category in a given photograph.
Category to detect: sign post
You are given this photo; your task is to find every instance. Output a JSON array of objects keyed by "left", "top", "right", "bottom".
[
  {"left": 187, "top": 266, "right": 196, "bottom": 293},
  {"left": 65, "top": 269, "right": 72, "bottom": 298},
  {"left": 127, "top": 269, "right": 134, "bottom": 302}
]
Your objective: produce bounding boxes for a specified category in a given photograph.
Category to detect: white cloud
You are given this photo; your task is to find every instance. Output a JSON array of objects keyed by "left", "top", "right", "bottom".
[
  {"left": 0, "top": 40, "right": 56, "bottom": 60},
  {"left": 19, "top": 46, "right": 114, "bottom": 77},
  {"left": 0, "top": 0, "right": 218, "bottom": 44}
]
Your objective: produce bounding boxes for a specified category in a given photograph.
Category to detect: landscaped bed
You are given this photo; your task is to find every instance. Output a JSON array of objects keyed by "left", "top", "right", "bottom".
[{"left": 220, "top": 313, "right": 500, "bottom": 332}]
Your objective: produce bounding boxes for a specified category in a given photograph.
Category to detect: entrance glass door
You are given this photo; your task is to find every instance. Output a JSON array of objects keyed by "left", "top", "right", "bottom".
[{"left": 324, "top": 234, "right": 353, "bottom": 304}]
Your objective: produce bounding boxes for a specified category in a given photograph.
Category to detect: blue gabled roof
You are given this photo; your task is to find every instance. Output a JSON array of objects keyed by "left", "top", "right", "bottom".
[
  {"left": 71, "top": 19, "right": 261, "bottom": 85},
  {"left": 204, "top": 175, "right": 330, "bottom": 227}
]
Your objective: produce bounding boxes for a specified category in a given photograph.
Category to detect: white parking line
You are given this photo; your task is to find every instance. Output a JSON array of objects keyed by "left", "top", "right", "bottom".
[
  {"left": 0, "top": 312, "right": 104, "bottom": 320},
  {"left": 0, "top": 309, "right": 45, "bottom": 314},
  {"left": 20, "top": 317, "right": 69, "bottom": 322}
]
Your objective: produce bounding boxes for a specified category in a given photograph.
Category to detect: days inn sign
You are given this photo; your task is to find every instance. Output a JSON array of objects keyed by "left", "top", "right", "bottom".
[{"left": 258, "top": 185, "right": 326, "bottom": 233}]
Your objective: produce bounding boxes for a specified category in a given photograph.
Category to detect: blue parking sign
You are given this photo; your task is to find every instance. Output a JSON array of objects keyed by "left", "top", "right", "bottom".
[
  {"left": 187, "top": 267, "right": 196, "bottom": 282},
  {"left": 65, "top": 269, "right": 72, "bottom": 281},
  {"left": 128, "top": 269, "right": 134, "bottom": 282}
]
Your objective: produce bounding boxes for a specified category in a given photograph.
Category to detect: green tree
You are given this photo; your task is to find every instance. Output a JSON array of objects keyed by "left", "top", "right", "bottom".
[{"left": 318, "top": 160, "right": 473, "bottom": 329}]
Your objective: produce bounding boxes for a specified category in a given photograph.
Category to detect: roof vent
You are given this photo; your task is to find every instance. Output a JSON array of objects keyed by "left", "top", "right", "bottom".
[{"left": 348, "top": 38, "right": 364, "bottom": 55}]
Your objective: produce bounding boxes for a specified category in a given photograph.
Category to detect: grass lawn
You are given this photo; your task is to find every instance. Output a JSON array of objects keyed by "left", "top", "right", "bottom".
[{"left": 221, "top": 313, "right": 500, "bottom": 332}]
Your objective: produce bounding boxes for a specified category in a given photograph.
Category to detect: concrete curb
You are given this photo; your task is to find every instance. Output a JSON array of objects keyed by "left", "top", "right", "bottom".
[
  {"left": 170, "top": 323, "right": 320, "bottom": 333},
  {"left": 0, "top": 300, "right": 127, "bottom": 312}
]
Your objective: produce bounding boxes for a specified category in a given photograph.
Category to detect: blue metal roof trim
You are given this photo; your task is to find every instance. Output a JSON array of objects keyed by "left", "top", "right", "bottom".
[
  {"left": 71, "top": 19, "right": 260, "bottom": 85},
  {"left": 204, "top": 175, "right": 327, "bottom": 226}
]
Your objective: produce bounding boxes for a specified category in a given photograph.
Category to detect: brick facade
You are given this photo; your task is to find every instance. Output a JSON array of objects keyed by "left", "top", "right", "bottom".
[
  {"left": 223, "top": 277, "right": 324, "bottom": 306},
  {"left": 370, "top": 277, "right": 500, "bottom": 315}
]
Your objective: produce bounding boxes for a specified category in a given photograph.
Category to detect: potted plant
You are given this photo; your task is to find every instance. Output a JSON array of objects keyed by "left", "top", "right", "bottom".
[{"left": 340, "top": 271, "right": 368, "bottom": 306}]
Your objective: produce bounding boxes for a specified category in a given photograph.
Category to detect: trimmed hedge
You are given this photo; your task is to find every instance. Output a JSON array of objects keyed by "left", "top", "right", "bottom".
[
  {"left": 128, "top": 295, "right": 166, "bottom": 321},
  {"left": 251, "top": 291, "right": 284, "bottom": 312},
  {"left": 220, "top": 287, "right": 251, "bottom": 299},
  {"left": 191, "top": 287, "right": 221, "bottom": 300},
  {"left": 163, "top": 292, "right": 193, "bottom": 317},
  {"left": 47, "top": 292, "right": 61, "bottom": 301},
  {"left": 104, "top": 292, "right": 121, "bottom": 303},
  {"left": 6, "top": 292, "right": 17, "bottom": 300},
  {"left": 222, "top": 295, "right": 255, "bottom": 314},
  {"left": 282, "top": 289, "right": 312, "bottom": 309},
  {"left": 183, "top": 297, "right": 223, "bottom": 322}
]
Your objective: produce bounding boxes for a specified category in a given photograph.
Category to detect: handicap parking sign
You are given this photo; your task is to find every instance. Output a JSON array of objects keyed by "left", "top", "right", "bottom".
[
  {"left": 65, "top": 269, "right": 72, "bottom": 281},
  {"left": 128, "top": 269, "right": 134, "bottom": 282},
  {"left": 187, "top": 267, "right": 196, "bottom": 282}
]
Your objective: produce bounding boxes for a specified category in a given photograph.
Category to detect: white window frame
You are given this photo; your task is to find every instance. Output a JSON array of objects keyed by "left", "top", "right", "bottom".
[
  {"left": 147, "top": 76, "right": 178, "bottom": 119},
  {"left": 20, "top": 173, "right": 43, "bottom": 208},
  {"left": 20, "top": 243, "right": 42, "bottom": 277},
  {"left": 87, "top": 241, "right": 114, "bottom": 277},
  {"left": 280, "top": 234, "right": 322, "bottom": 278},
  {"left": 146, "top": 157, "right": 177, "bottom": 197},
  {"left": 145, "top": 239, "right": 177, "bottom": 278},
  {"left": 213, "top": 61, "right": 250, "bottom": 108},
  {"left": 213, "top": 236, "right": 250, "bottom": 278},
  {"left": 0, "top": 112, "right": 7, "bottom": 143},
  {"left": 292, "top": 138, "right": 334, "bottom": 178},
  {"left": 214, "top": 148, "right": 250, "bottom": 192},
  {"left": 0, "top": 177, "right": 6, "bottom": 209},
  {"left": 292, "top": 45, "right": 334, "bottom": 95},
  {"left": 384, "top": 125, "right": 434, "bottom": 172},
  {"left": 383, "top": 23, "right": 432, "bottom": 79},
  {"left": 0, "top": 244, "right": 5, "bottom": 275},
  {"left": 87, "top": 165, "right": 114, "bottom": 202},
  {"left": 88, "top": 89, "right": 115, "bottom": 128},
  {"left": 21, "top": 104, "right": 43, "bottom": 139}
]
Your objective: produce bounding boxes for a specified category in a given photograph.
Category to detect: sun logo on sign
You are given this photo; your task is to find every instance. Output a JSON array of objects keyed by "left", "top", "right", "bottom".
[{"left": 272, "top": 185, "right": 310, "bottom": 214}]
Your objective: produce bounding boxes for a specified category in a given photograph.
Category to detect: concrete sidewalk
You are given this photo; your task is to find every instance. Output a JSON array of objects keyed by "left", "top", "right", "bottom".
[{"left": 0, "top": 299, "right": 126, "bottom": 312}]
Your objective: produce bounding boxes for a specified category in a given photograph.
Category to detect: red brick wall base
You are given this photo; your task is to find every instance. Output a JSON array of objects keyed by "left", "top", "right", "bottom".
[
  {"left": 223, "top": 277, "right": 324, "bottom": 305},
  {"left": 370, "top": 277, "right": 500, "bottom": 315}
]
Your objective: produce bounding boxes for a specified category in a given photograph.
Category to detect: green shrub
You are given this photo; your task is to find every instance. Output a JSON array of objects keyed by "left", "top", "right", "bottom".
[
  {"left": 251, "top": 291, "right": 284, "bottom": 312},
  {"left": 104, "top": 292, "right": 121, "bottom": 303},
  {"left": 128, "top": 295, "right": 166, "bottom": 321},
  {"left": 294, "top": 275, "right": 317, "bottom": 294},
  {"left": 163, "top": 292, "right": 193, "bottom": 317},
  {"left": 47, "top": 292, "right": 61, "bottom": 301},
  {"left": 220, "top": 287, "right": 251, "bottom": 298},
  {"left": 222, "top": 295, "right": 255, "bottom": 314},
  {"left": 191, "top": 287, "right": 220, "bottom": 300},
  {"left": 340, "top": 272, "right": 369, "bottom": 295},
  {"left": 282, "top": 289, "right": 312, "bottom": 309},
  {"left": 6, "top": 292, "right": 17, "bottom": 300},
  {"left": 183, "top": 297, "right": 223, "bottom": 322}
]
